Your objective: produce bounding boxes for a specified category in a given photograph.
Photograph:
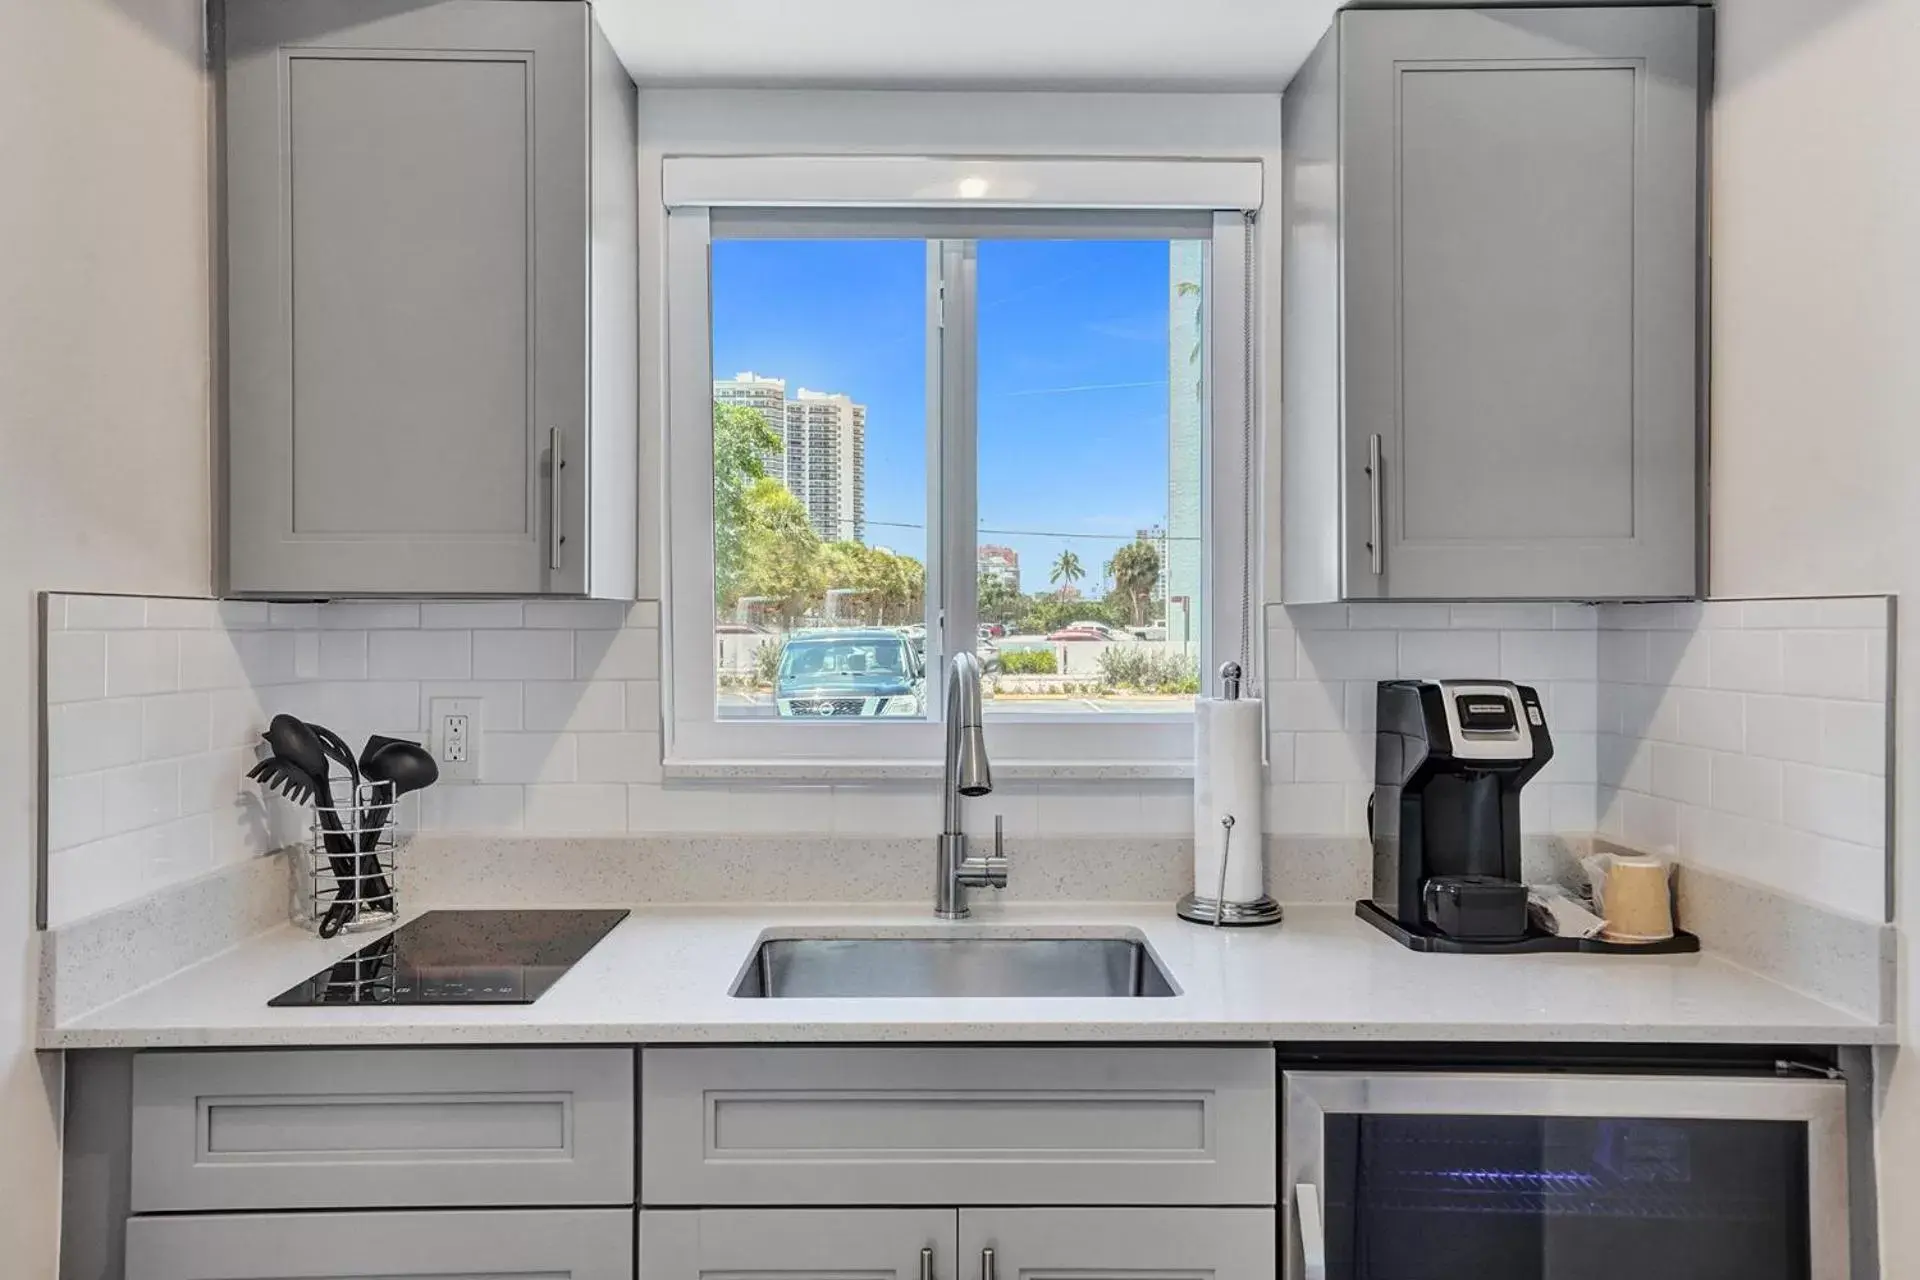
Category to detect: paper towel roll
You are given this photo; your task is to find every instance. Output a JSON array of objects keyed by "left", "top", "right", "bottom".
[{"left": 1193, "top": 698, "right": 1265, "bottom": 903}]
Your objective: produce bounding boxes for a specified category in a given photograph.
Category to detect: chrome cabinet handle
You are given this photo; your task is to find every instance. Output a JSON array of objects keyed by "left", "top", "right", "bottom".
[
  {"left": 549, "top": 426, "right": 566, "bottom": 572},
  {"left": 1365, "top": 433, "right": 1383, "bottom": 576},
  {"left": 981, "top": 1247, "right": 995, "bottom": 1280},
  {"left": 1296, "top": 1183, "right": 1326, "bottom": 1280},
  {"left": 920, "top": 1247, "right": 934, "bottom": 1280}
]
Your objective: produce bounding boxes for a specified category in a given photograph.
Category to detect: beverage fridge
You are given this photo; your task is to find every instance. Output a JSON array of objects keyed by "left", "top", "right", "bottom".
[{"left": 1283, "top": 1070, "right": 1849, "bottom": 1280}]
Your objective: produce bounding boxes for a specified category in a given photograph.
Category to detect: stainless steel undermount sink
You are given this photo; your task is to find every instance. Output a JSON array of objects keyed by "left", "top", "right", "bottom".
[{"left": 730, "top": 935, "right": 1178, "bottom": 999}]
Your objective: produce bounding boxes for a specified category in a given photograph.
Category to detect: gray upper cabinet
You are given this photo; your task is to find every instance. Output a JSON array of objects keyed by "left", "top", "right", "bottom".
[
  {"left": 1281, "top": 7, "right": 1705, "bottom": 602},
  {"left": 223, "top": 0, "right": 638, "bottom": 597}
]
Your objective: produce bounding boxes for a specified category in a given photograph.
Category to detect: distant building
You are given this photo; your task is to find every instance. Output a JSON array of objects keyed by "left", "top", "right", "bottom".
[
  {"left": 977, "top": 544, "right": 1020, "bottom": 592},
  {"left": 713, "top": 373, "right": 867, "bottom": 544},
  {"left": 713, "top": 371, "right": 788, "bottom": 483},
  {"left": 786, "top": 389, "right": 866, "bottom": 543},
  {"left": 1166, "top": 244, "right": 1205, "bottom": 647},
  {"left": 1134, "top": 525, "right": 1169, "bottom": 610}
]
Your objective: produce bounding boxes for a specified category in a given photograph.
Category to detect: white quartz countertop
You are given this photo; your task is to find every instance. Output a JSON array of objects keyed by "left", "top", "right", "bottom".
[{"left": 42, "top": 903, "right": 1889, "bottom": 1049}]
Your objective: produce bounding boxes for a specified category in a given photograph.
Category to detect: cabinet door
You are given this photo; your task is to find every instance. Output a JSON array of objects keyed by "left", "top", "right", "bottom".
[
  {"left": 1341, "top": 7, "right": 1702, "bottom": 600},
  {"left": 125, "top": 1208, "right": 631, "bottom": 1280},
  {"left": 642, "top": 1209, "right": 959, "bottom": 1280},
  {"left": 959, "top": 1208, "right": 1275, "bottom": 1280},
  {"left": 225, "top": 0, "right": 588, "bottom": 595}
]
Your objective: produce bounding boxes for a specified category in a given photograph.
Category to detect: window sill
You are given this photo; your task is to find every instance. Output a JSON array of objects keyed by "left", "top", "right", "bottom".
[{"left": 661, "top": 758, "right": 1197, "bottom": 782}]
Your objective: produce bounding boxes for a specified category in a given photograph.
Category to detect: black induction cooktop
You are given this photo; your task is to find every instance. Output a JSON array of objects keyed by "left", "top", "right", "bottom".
[{"left": 269, "top": 909, "right": 629, "bottom": 1007}]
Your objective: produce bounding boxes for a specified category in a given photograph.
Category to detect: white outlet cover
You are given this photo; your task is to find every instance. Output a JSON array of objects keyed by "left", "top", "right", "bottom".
[{"left": 429, "top": 697, "right": 485, "bottom": 782}]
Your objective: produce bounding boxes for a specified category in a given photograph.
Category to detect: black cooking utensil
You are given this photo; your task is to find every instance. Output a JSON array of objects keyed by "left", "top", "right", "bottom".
[
  {"left": 263, "top": 715, "right": 362, "bottom": 938},
  {"left": 245, "top": 755, "right": 319, "bottom": 806},
  {"left": 357, "top": 738, "right": 440, "bottom": 911}
]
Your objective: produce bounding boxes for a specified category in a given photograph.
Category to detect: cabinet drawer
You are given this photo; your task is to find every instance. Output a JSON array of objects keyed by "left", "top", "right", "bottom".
[
  {"left": 641, "top": 1045, "right": 1275, "bottom": 1206},
  {"left": 131, "top": 1048, "right": 634, "bottom": 1212},
  {"left": 125, "top": 1208, "right": 631, "bottom": 1280}
]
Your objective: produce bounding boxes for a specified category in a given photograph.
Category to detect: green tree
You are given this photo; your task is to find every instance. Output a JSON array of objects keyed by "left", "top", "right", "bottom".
[
  {"left": 1018, "top": 595, "right": 1125, "bottom": 637},
  {"left": 978, "top": 571, "right": 1021, "bottom": 625},
  {"left": 1048, "top": 550, "right": 1085, "bottom": 596},
  {"left": 713, "top": 402, "right": 781, "bottom": 609},
  {"left": 737, "top": 477, "right": 821, "bottom": 626},
  {"left": 1105, "top": 539, "right": 1161, "bottom": 628}
]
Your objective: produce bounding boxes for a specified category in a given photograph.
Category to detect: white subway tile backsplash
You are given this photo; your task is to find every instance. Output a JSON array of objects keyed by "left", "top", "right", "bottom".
[
  {"left": 217, "top": 600, "right": 271, "bottom": 629},
  {"left": 1264, "top": 625, "right": 1297, "bottom": 679},
  {"left": 576, "top": 627, "right": 660, "bottom": 680},
  {"left": 47, "top": 773, "right": 104, "bottom": 852},
  {"left": 45, "top": 630, "right": 106, "bottom": 703},
  {"left": 576, "top": 731, "right": 663, "bottom": 784},
  {"left": 1780, "top": 763, "right": 1883, "bottom": 846},
  {"left": 367, "top": 629, "right": 472, "bottom": 680},
  {"left": 268, "top": 602, "right": 320, "bottom": 629},
  {"left": 418, "top": 682, "right": 524, "bottom": 733},
  {"left": 1596, "top": 594, "right": 1892, "bottom": 921},
  {"left": 474, "top": 629, "right": 574, "bottom": 680},
  {"left": 625, "top": 680, "right": 663, "bottom": 733},
  {"left": 629, "top": 601, "right": 662, "bottom": 628},
  {"left": 318, "top": 630, "right": 369, "bottom": 679},
  {"left": 1347, "top": 603, "right": 1452, "bottom": 629},
  {"left": 105, "top": 630, "right": 178, "bottom": 697},
  {"left": 1449, "top": 602, "right": 1559, "bottom": 630},
  {"left": 141, "top": 692, "right": 211, "bottom": 760},
  {"left": 50, "top": 698, "right": 144, "bottom": 774},
  {"left": 1297, "top": 628, "right": 1398, "bottom": 680},
  {"left": 1781, "top": 630, "right": 1871, "bottom": 699},
  {"left": 1708, "top": 752, "right": 1783, "bottom": 821},
  {"left": 101, "top": 760, "right": 179, "bottom": 837},
  {"left": 319, "top": 602, "right": 420, "bottom": 629},
  {"left": 524, "top": 600, "right": 630, "bottom": 629},
  {"left": 421, "top": 601, "right": 525, "bottom": 629},
  {"left": 485, "top": 732, "right": 577, "bottom": 784},
  {"left": 177, "top": 631, "right": 244, "bottom": 691},
  {"left": 1708, "top": 629, "right": 1783, "bottom": 693},
  {"left": 1499, "top": 629, "right": 1597, "bottom": 681},
  {"left": 525, "top": 681, "right": 625, "bottom": 733},
  {"left": 1283, "top": 603, "right": 1349, "bottom": 630},
  {"left": 419, "top": 784, "right": 526, "bottom": 833},
  {"left": 1397, "top": 629, "right": 1500, "bottom": 678},
  {"left": 524, "top": 783, "right": 630, "bottom": 833},
  {"left": 1266, "top": 680, "right": 1346, "bottom": 732},
  {"left": 66, "top": 595, "right": 149, "bottom": 629},
  {"left": 1267, "top": 782, "right": 1358, "bottom": 836},
  {"left": 1293, "top": 731, "right": 1370, "bottom": 783},
  {"left": 143, "top": 597, "right": 221, "bottom": 629}
]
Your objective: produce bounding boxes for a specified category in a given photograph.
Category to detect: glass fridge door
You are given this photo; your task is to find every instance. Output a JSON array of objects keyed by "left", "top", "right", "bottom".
[{"left": 1283, "top": 1072, "right": 1849, "bottom": 1280}]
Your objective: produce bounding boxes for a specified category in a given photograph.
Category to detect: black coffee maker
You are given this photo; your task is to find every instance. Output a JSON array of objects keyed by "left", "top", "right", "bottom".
[{"left": 1360, "top": 679, "right": 1552, "bottom": 950}]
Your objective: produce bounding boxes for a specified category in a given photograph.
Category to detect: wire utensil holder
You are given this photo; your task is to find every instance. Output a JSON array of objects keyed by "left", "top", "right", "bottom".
[{"left": 303, "top": 772, "right": 399, "bottom": 935}]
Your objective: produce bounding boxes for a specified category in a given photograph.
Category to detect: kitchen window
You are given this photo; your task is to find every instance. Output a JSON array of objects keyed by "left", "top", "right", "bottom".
[{"left": 663, "top": 158, "right": 1259, "bottom": 771}]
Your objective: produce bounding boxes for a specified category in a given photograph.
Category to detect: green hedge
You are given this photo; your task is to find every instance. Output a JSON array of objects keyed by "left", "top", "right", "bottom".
[{"left": 999, "top": 649, "right": 1059, "bottom": 675}]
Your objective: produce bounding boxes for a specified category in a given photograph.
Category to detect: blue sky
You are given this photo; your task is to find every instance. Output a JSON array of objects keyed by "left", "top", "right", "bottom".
[{"left": 711, "top": 238, "right": 1181, "bottom": 596}]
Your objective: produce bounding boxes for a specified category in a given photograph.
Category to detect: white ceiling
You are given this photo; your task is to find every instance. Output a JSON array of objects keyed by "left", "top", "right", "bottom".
[{"left": 592, "top": 0, "right": 1349, "bottom": 91}]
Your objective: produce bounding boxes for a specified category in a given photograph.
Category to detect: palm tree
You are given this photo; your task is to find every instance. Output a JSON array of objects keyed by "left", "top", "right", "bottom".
[
  {"left": 1049, "top": 550, "right": 1085, "bottom": 598},
  {"left": 1106, "top": 539, "right": 1161, "bottom": 627}
]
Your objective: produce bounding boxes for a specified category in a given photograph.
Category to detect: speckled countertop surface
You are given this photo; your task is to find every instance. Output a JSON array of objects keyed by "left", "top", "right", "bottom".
[{"left": 41, "top": 903, "right": 1889, "bottom": 1048}]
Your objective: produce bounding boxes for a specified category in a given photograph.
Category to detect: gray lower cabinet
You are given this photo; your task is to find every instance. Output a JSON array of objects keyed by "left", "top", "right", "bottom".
[
  {"left": 222, "top": 0, "right": 638, "bottom": 597},
  {"left": 637, "top": 1208, "right": 1274, "bottom": 1280},
  {"left": 1281, "top": 6, "right": 1705, "bottom": 602},
  {"left": 640, "top": 1045, "right": 1276, "bottom": 1206},
  {"left": 129, "top": 1047, "right": 635, "bottom": 1211},
  {"left": 640, "top": 1209, "right": 958, "bottom": 1280},
  {"left": 960, "top": 1208, "right": 1276, "bottom": 1280},
  {"left": 124, "top": 1208, "right": 632, "bottom": 1280}
]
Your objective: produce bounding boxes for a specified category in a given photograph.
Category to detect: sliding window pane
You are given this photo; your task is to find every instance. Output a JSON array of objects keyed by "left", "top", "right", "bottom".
[
  {"left": 974, "top": 239, "right": 1206, "bottom": 716},
  {"left": 710, "top": 239, "right": 930, "bottom": 721}
]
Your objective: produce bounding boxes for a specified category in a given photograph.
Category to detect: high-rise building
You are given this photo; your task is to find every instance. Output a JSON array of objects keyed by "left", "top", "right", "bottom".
[
  {"left": 713, "top": 371, "right": 788, "bottom": 483},
  {"left": 1166, "top": 243, "right": 1205, "bottom": 648},
  {"left": 977, "top": 544, "right": 1020, "bottom": 592},
  {"left": 785, "top": 388, "right": 866, "bottom": 543},
  {"left": 713, "top": 374, "right": 868, "bottom": 544}
]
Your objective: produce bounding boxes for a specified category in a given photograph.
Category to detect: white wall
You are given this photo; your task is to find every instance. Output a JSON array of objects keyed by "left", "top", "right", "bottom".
[
  {"left": 1702, "top": 0, "right": 1920, "bottom": 1267},
  {"left": 0, "top": 0, "right": 213, "bottom": 1271}
]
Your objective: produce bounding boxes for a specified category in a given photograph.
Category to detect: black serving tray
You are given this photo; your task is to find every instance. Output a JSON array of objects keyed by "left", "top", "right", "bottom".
[{"left": 1356, "top": 899, "right": 1701, "bottom": 956}]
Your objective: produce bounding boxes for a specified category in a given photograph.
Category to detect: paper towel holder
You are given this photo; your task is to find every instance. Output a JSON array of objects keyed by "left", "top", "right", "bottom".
[{"left": 1176, "top": 664, "right": 1284, "bottom": 928}]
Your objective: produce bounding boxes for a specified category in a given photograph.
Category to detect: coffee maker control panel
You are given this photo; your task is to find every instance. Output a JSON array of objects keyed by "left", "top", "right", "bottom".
[{"left": 1435, "top": 681, "right": 1536, "bottom": 763}]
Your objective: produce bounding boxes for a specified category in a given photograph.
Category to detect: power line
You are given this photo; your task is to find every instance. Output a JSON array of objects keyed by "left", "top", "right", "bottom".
[{"left": 862, "top": 518, "right": 1197, "bottom": 543}]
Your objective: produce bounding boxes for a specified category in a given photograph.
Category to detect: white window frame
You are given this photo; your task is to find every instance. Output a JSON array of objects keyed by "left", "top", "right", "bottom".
[{"left": 663, "top": 157, "right": 1259, "bottom": 775}]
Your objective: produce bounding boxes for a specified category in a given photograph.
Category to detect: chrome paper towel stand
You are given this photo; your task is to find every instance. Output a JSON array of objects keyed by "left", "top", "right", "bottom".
[{"left": 1177, "top": 662, "right": 1283, "bottom": 927}]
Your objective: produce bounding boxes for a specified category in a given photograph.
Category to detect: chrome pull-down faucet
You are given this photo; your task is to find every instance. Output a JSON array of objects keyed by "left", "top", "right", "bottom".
[{"left": 937, "top": 651, "right": 1007, "bottom": 918}]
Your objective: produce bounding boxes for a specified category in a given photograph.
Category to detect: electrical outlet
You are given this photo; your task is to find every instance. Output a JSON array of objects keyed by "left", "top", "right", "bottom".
[{"left": 429, "top": 697, "right": 484, "bottom": 782}]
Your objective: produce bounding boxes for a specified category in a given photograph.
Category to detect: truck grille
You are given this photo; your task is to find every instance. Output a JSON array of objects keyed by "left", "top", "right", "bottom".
[{"left": 788, "top": 698, "right": 867, "bottom": 717}]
